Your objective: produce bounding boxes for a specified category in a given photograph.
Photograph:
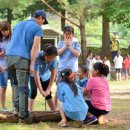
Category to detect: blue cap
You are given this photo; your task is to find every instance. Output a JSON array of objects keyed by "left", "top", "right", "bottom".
[{"left": 34, "top": 10, "right": 48, "bottom": 24}]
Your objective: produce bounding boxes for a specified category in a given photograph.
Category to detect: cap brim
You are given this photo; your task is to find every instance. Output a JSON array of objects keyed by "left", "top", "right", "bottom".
[{"left": 43, "top": 19, "right": 48, "bottom": 25}]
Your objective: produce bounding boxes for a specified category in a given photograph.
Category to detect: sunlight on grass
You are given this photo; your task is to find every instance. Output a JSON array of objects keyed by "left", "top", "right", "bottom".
[{"left": 0, "top": 80, "right": 130, "bottom": 130}]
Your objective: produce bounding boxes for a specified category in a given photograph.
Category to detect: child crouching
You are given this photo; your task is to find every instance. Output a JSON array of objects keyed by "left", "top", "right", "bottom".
[
  {"left": 57, "top": 69, "right": 88, "bottom": 127},
  {"left": 83, "top": 62, "right": 111, "bottom": 125}
]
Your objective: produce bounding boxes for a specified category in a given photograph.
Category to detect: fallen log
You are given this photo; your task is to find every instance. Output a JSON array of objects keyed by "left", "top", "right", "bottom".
[{"left": 0, "top": 111, "right": 61, "bottom": 123}]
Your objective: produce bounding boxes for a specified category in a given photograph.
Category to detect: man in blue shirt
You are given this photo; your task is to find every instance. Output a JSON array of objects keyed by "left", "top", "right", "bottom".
[{"left": 5, "top": 10, "right": 48, "bottom": 123}]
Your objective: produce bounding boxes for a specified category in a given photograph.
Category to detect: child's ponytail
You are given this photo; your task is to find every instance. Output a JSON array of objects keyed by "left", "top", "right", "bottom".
[
  {"left": 60, "top": 69, "right": 78, "bottom": 96},
  {"left": 93, "top": 62, "right": 109, "bottom": 77}
]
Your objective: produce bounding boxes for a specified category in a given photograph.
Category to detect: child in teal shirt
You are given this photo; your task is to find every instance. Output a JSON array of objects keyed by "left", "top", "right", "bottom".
[{"left": 57, "top": 69, "right": 88, "bottom": 127}]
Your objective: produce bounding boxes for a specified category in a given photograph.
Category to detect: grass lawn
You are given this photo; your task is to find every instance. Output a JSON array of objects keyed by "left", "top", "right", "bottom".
[{"left": 0, "top": 80, "right": 130, "bottom": 130}]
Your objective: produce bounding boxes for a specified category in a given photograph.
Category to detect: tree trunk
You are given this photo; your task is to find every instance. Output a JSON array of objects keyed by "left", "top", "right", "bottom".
[
  {"left": 7, "top": 9, "right": 12, "bottom": 24},
  {"left": 79, "top": 10, "right": 87, "bottom": 64},
  {"left": 0, "top": 111, "right": 61, "bottom": 123},
  {"left": 61, "top": 9, "right": 65, "bottom": 31},
  {"left": 102, "top": 15, "right": 110, "bottom": 57}
]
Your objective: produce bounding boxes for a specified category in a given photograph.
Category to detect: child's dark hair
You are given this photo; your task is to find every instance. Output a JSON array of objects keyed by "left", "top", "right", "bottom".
[
  {"left": 63, "top": 26, "right": 74, "bottom": 34},
  {"left": 0, "top": 21, "right": 11, "bottom": 42},
  {"left": 60, "top": 69, "right": 78, "bottom": 96},
  {"left": 93, "top": 62, "right": 109, "bottom": 77},
  {"left": 43, "top": 44, "right": 58, "bottom": 56},
  {"left": 79, "top": 65, "right": 88, "bottom": 74}
]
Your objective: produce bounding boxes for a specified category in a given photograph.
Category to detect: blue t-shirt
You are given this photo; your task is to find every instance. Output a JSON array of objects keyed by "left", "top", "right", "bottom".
[
  {"left": 57, "top": 82, "right": 88, "bottom": 121},
  {"left": 57, "top": 41, "right": 81, "bottom": 72},
  {"left": 78, "top": 77, "right": 88, "bottom": 88},
  {"left": 0, "top": 37, "right": 9, "bottom": 68},
  {"left": 6, "top": 18, "right": 43, "bottom": 60},
  {"left": 33, "top": 51, "right": 57, "bottom": 82}
]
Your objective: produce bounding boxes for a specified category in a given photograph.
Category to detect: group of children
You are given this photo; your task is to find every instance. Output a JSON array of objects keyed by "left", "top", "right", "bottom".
[
  {"left": 86, "top": 49, "right": 130, "bottom": 81},
  {"left": 0, "top": 21, "right": 111, "bottom": 127}
]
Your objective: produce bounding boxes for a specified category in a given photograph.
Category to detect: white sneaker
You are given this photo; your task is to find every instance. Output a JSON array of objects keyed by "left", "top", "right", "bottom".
[{"left": 2, "top": 108, "right": 8, "bottom": 112}]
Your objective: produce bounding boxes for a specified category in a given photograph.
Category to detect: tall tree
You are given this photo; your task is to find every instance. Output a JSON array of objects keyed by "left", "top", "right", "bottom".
[
  {"left": 40, "top": 0, "right": 94, "bottom": 64},
  {"left": 0, "top": 0, "right": 33, "bottom": 23},
  {"left": 95, "top": 0, "right": 130, "bottom": 57}
]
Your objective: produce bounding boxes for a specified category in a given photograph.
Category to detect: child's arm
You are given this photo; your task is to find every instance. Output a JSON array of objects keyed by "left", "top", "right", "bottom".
[
  {"left": 45, "top": 69, "right": 57, "bottom": 96},
  {"left": 83, "top": 88, "right": 89, "bottom": 97},
  {"left": 57, "top": 84, "right": 64, "bottom": 102},
  {"left": 34, "top": 71, "right": 46, "bottom": 97}
]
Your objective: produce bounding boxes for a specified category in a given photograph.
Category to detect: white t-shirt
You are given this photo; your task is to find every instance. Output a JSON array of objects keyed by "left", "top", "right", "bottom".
[
  {"left": 113, "top": 55, "right": 123, "bottom": 68},
  {"left": 104, "top": 60, "right": 111, "bottom": 71}
]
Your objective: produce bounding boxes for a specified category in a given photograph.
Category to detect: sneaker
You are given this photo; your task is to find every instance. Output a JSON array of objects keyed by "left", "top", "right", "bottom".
[
  {"left": 1, "top": 108, "right": 8, "bottom": 113},
  {"left": 83, "top": 116, "right": 98, "bottom": 125},
  {"left": 13, "top": 110, "right": 19, "bottom": 116},
  {"left": 19, "top": 113, "right": 33, "bottom": 124}
]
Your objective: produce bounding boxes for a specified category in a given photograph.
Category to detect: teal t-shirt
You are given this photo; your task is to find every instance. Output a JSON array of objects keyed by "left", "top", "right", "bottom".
[
  {"left": 57, "top": 41, "right": 81, "bottom": 72},
  {"left": 6, "top": 18, "right": 43, "bottom": 60},
  {"left": 57, "top": 82, "right": 88, "bottom": 121},
  {"left": 33, "top": 51, "right": 57, "bottom": 82}
]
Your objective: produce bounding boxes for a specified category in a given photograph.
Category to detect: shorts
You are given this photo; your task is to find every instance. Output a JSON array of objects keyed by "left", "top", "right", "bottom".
[
  {"left": 29, "top": 76, "right": 52, "bottom": 100},
  {"left": 85, "top": 100, "right": 109, "bottom": 118},
  {"left": 40, "top": 78, "right": 52, "bottom": 100},
  {"left": 116, "top": 68, "right": 121, "bottom": 73},
  {"left": 123, "top": 68, "right": 129, "bottom": 75},
  {"left": 0, "top": 70, "right": 8, "bottom": 88}
]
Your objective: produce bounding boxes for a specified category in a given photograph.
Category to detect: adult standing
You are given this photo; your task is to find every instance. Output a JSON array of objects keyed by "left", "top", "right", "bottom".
[
  {"left": 5, "top": 10, "right": 48, "bottom": 123},
  {"left": 110, "top": 36, "right": 120, "bottom": 62}
]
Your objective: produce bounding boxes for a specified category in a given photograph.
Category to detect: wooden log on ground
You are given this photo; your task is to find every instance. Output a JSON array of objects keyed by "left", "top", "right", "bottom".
[{"left": 0, "top": 111, "right": 61, "bottom": 123}]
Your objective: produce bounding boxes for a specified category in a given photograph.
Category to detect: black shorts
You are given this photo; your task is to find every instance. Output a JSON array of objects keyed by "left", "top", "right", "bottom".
[
  {"left": 85, "top": 100, "right": 109, "bottom": 118},
  {"left": 116, "top": 68, "right": 121, "bottom": 73},
  {"left": 29, "top": 76, "right": 52, "bottom": 100},
  {"left": 40, "top": 78, "right": 52, "bottom": 100}
]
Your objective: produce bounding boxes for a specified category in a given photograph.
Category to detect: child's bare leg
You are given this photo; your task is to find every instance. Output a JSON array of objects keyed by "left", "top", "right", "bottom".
[
  {"left": 28, "top": 98, "right": 35, "bottom": 112},
  {"left": 116, "top": 73, "right": 118, "bottom": 81},
  {"left": 98, "top": 115, "right": 107, "bottom": 125},
  {"left": 54, "top": 94, "right": 58, "bottom": 110},
  {"left": 119, "top": 73, "right": 121, "bottom": 81},
  {"left": 58, "top": 100, "right": 67, "bottom": 124},
  {"left": 47, "top": 98, "right": 56, "bottom": 111}
]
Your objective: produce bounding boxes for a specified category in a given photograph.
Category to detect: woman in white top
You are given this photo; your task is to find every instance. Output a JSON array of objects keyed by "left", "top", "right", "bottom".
[
  {"left": 86, "top": 52, "right": 94, "bottom": 78},
  {"left": 113, "top": 52, "right": 123, "bottom": 81},
  {"left": 103, "top": 56, "right": 111, "bottom": 80}
]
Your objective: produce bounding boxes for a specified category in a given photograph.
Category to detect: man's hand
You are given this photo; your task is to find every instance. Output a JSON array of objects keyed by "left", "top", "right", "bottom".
[
  {"left": 30, "top": 64, "right": 34, "bottom": 74},
  {"left": 0, "top": 66, "right": 5, "bottom": 73}
]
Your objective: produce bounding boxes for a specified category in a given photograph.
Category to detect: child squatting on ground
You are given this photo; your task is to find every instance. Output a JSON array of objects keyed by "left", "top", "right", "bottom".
[
  {"left": 57, "top": 69, "right": 88, "bottom": 127},
  {"left": 83, "top": 62, "right": 111, "bottom": 125}
]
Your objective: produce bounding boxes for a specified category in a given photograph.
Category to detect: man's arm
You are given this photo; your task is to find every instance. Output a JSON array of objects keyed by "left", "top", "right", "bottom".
[
  {"left": 30, "top": 36, "right": 41, "bottom": 74},
  {"left": 0, "top": 51, "right": 5, "bottom": 57}
]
